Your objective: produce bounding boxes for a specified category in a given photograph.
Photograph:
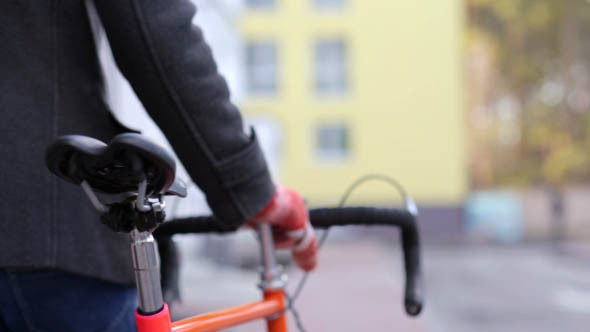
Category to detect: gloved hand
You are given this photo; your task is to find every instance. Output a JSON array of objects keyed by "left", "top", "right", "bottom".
[{"left": 250, "top": 186, "right": 318, "bottom": 271}]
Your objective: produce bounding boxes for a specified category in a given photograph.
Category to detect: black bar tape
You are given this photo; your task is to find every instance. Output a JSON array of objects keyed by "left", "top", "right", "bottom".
[
  {"left": 308, "top": 207, "right": 424, "bottom": 316},
  {"left": 154, "top": 216, "right": 234, "bottom": 236},
  {"left": 154, "top": 207, "right": 424, "bottom": 316}
]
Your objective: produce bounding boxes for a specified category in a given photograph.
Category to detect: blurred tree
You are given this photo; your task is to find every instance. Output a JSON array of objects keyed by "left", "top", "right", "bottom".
[{"left": 467, "top": 0, "right": 590, "bottom": 188}]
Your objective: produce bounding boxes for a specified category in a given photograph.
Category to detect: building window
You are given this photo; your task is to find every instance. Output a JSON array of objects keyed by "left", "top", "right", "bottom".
[
  {"left": 314, "top": 0, "right": 345, "bottom": 9},
  {"left": 246, "top": 41, "right": 278, "bottom": 96},
  {"left": 315, "top": 124, "right": 350, "bottom": 160},
  {"left": 245, "top": 0, "right": 274, "bottom": 9},
  {"left": 314, "top": 39, "right": 348, "bottom": 96}
]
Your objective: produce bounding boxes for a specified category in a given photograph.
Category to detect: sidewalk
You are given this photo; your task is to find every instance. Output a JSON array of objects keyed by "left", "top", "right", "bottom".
[{"left": 171, "top": 237, "right": 590, "bottom": 332}]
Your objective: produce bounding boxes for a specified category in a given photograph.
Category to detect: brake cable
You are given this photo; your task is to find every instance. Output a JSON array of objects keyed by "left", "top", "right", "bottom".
[{"left": 285, "top": 174, "right": 411, "bottom": 332}]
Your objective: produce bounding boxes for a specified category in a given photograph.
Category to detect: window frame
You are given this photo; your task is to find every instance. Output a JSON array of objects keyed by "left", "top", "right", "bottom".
[
  {"left": 313, "top": 0, "right": 346, "bottom": 10},
  {"left": 245, "top": 0, "right": 275, "bottom": 10},
  {"left": 245, "top": 40, "right": 279, "bottom": 97},
  {"left": 313, "top": 38, "right": 349, "bottom": 97},
  {"left": 314, "top": 123, "right": 351, "bottom": 162}
]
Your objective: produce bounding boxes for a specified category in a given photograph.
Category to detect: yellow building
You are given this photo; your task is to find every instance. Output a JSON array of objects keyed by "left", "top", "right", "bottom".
[{"left": 239, "top": 0, "right": 466, "bottom": 208}]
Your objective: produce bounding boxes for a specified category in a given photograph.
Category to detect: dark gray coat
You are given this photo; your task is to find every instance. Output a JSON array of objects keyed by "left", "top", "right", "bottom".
[{"left": 0, "top": 0, "right": 274, "bottom": 284}]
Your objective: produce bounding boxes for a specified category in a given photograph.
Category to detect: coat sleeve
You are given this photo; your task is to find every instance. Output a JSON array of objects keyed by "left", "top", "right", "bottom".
[{"left": 92, "top": 0, "right": 275, "bottom": 227}]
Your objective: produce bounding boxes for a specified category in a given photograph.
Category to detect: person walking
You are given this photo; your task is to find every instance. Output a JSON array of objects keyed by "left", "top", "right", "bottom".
[{"left": 0, "top": 1, "right": 318, "bottom": 331}]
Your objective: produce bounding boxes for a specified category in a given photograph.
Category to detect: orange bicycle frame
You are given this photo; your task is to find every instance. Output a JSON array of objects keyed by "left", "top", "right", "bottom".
[{"left": 169, "top": 290, "right": 287, "bottom": 332}]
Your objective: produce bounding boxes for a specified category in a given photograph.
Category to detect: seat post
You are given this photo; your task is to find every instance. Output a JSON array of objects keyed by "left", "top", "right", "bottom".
[{"left": 130, "top": 229, "right": 164, "bottom": 315}]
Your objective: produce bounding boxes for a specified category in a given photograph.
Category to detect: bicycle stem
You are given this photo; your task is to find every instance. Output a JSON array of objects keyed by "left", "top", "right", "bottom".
[
  {"left": 257, "top": 223, "right": 287, "bottom": 291},
  {"left": 257, "top": 223, "right": 289, "bottom": 331}
]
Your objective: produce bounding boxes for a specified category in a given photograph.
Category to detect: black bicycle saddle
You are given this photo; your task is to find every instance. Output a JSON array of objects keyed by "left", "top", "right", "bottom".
[{"left": 45, "top": 133, "right": 186, "bottom": 198}]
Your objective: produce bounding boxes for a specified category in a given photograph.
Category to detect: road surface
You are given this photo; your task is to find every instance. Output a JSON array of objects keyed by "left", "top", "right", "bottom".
[{"left": 170, "top": 234, "right": 590, "bottom": 332}]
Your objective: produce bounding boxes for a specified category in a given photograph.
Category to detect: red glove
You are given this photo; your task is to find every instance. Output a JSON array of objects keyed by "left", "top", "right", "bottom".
[{"left": 250, "top": 186, "right": 318, "bottom": 271}]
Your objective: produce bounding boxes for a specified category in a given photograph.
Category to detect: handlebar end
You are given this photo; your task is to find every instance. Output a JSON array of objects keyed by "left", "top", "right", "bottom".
[
  {"left": 404, "top": 297, "right": 423, "bottom": 316},
  {"left": 403, "top": 274, "right": 424, "bottom": 316}
]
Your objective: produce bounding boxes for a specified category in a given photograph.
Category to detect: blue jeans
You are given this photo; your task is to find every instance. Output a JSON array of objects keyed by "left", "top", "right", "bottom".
[{"left": 0, "top": 270, "right": 138, "bottom": 332}]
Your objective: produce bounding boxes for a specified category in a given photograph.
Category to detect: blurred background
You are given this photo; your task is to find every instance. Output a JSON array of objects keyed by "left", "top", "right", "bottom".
[{"left": 96, "top": 0, "right": 590, "bottom": 331}]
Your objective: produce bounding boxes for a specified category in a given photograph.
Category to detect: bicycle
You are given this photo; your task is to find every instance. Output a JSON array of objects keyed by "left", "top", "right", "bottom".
[{"left": 45, "top": 133, "right": 424, "bottom": 332}]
